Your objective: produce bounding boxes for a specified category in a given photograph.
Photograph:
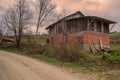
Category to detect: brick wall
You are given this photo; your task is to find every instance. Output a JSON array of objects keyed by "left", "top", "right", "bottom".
[
  {"left": 83, "top": 32, "right": 110, "bottom": 46},
  {"left": 48, "top": 31, "right": 110, "bottom": 51},
  {"left": 48, "top": 32, "right": 77, "bottom": 47},
  {"left": 49, "top": 33, "right": 63, "bottom": 46}
]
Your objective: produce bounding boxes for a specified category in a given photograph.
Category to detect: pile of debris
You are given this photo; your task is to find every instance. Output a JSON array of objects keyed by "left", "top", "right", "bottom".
[
  {"left": 89, "top": 38, "right": 112, "bottom": 53},
  {"left": 0, "top": 37, "right": 15, "bottom": 43}
]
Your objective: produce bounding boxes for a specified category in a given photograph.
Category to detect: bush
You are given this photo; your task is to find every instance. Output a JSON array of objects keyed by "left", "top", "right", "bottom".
[
  {"left": 24, "top": 46, "right": 94, "bottom": 64},
  {"left": 53, "top": 48, "right": 80, "bottom": 63},
  {"left": 50, "top": 47, "right": 95, "bottom": 65},
  {"left": 24, "top": 44, "right": 46, "bottom": 54}
]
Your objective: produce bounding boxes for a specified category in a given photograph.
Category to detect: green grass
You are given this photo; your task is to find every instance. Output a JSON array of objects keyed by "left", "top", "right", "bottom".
[
  {"left": 110, "top": 32, "right": 120, "bottom": 36},
  {"left": 29, "top": 54, "right": 82, "bottom": 68},
  {"left": 0, "top": 48, "right": 22, "bottom": 54},
  {"left": 106, "top": 75, "right": 120, "bottom": 80},
  {"left": 36, "top": 39, "right": 47, "bottom": 45}
]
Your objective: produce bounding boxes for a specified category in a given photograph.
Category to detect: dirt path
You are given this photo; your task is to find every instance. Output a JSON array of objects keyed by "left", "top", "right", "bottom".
[{"left": 0, "top": 51, "right": 103, "bottom": 80}]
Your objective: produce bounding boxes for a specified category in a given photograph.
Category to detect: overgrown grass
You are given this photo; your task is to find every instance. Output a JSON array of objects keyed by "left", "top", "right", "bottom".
[
  {"left": 29, "top": 54, "right": 82, "bottom": 68},
  {"left": 0, "top": 48, "right": 22, "bottom": 54},
  {"left": 110, "top": 32, "right": 120, "bottom": 36}
]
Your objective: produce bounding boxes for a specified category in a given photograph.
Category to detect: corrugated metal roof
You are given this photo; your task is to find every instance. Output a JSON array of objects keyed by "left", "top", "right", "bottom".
[{"left": 67, "top": 16, "right": 117, "bottom": 24}]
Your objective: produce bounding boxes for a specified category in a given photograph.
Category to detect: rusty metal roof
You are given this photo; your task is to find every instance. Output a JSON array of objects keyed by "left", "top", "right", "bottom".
[{"left": 67, "top": 16, "right": 117, "bottom": 24}]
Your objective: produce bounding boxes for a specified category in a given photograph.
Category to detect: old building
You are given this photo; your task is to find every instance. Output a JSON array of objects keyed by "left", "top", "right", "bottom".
[{"left": 46, "top": 11, "right": 116, "bottom": 51}]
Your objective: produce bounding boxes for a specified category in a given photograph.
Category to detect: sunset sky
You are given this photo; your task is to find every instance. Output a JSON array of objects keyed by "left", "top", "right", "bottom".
[{"left": 0, "top": 0, "right": 120, "bottom": 33}]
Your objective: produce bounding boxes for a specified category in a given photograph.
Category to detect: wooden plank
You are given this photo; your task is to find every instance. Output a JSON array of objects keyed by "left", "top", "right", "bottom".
[
  {"left": 110, "top": 24, "right": 116, "bottom": 32},
  {"left": 92, "top": 40, "right": 97, "bottom": 52},
  {"left": 101, "top": 21, "right": 104, "bottom": 33},
  {"left": 89, "top": 43, "right": 96, "bottom": 53},
  {"left": 94, "top": 20, "right": 97, "bottom": 31},
  {"left": 99, "top": 38, "right": 103, "bottom": 50},
  {"left": 87, "top": 19, "right": 90, "bottom": 31}
]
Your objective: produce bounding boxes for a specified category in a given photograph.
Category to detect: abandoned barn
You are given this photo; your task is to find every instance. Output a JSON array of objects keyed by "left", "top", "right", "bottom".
[{"left": 46, "top": 11, "right": 116, "bottom": 51}]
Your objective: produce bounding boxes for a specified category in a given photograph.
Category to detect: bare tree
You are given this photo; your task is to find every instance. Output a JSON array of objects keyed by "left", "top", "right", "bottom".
[
  {"left": 2, "top": 0, "right": 32, "bottom": 48},
  {"left": 0, "top": 29, "right": 2, "bottom": 38},
  {"left": 2, "top": 7, "right": 18, "bottom": 37},
  {"left": 61, "top": 9, "right": 70, "bottom": 32},
  {"left": 15, "top": 0, "right": 32, "bottom": 48},
  {"left": 58, "top": 9, "right": 70, "bottom": 48},
  {"left": 35, "top": 0, "right": 56, "bottom": 35}
]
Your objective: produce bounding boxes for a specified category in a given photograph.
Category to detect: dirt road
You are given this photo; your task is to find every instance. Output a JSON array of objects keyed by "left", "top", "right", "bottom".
[{"left": 0, "top": 51, "right": 102, "bottom": 80}]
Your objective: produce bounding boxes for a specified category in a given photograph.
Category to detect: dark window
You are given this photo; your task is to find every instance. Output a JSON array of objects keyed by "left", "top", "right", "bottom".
[
  {"left": 67, "top": 21, "right": 72, "bottom": 33},
  {"left": 75, "top": 20, "right": 77, "bottom": 32},
  {"left": 80, "top": 18, "right": 87, "bottom": 31},
  {"left": 96, "top": 21, "right": 101, "bottom": 32},
  {"left": 103, "top": 23, "right": 109, "bottom": 33},
  {"left": 58, "top": 23, "right": 63, "bottom": 33}
]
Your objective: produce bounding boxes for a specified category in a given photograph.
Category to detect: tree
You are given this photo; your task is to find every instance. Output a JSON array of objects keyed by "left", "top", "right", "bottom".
[
  {"left": 61, "top": 9, "right": 70, "bottom": 32},
  {"left": 0, "top": 29, "right": 2, "bottom": 38},
  {"left": 2, "top": 0, "right": 32, "bottom": 48},
  {"left": 35, "top": 0, "right": 56, "bottom": 35}
]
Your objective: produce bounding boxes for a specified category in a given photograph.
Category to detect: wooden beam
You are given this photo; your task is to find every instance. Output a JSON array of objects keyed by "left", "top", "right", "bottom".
[
  {"left": 101, "top": 21, "right": 104, "bottom": 33},
  {"left": 110, "top": 24, "right": 116, "bottom": 32},
  {"left": 87, "top": 19, "right": 89, "bottom": 31},
  {"left": 99, "top": 38, "right": 103, "bottom": 50},
  {"left": 55, "top": 25, "right": 57, "bottom": 34},
  {"left": 94, "top": 20, "right": 97, "bottom": 31},
  {"left": 87, "top": 18, "right": 94, "bottom": 31}
]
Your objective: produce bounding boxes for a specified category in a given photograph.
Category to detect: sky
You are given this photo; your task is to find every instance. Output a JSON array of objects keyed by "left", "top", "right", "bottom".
[{"left": 0, "top": 0, "right": 120, "bottom": 33}]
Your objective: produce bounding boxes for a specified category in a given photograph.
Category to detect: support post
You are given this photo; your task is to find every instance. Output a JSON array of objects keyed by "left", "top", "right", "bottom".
[
  {"left": 87, "top": 19, "right": 89, "bottom": 31},
  {"left": 101, "top": 21, "right": 104, "bottom": 33},
  {"left": 94, "top": 20, "right": 97, "bottom": 31}
]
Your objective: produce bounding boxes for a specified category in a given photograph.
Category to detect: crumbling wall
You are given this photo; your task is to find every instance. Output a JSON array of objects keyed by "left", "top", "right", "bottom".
[{"left": 83, "top": 31, "right": 110, "bottom": 51}]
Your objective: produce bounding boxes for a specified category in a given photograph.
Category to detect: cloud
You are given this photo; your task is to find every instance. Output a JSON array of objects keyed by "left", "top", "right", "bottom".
[
  {"left": 0, "top": 0, "right": 14, "bottom": 8},
  {"left": 0, "top": 0, "right": 120, "bottom": 32},
  {"left": 53, "top": 0, "right": 120, "bottom": 32}
]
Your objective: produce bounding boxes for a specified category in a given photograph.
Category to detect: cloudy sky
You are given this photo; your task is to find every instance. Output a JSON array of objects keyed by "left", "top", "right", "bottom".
[{"left": 0, "top": 0, "right": 120, "bottom": 32}]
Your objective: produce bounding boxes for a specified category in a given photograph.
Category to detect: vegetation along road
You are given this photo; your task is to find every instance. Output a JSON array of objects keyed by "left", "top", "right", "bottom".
[{"left": 0, "top": 51, "right": 102, "bottom": 80}]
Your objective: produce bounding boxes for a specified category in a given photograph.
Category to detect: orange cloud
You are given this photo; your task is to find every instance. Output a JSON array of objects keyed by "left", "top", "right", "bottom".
[{"left": 0, "top": 0, "right": 119, "bottom": 32}]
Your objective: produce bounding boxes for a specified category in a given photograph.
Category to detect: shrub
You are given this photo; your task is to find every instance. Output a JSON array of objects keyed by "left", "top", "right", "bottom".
[
  {"left": 53, "top": 48, "right": 80, "bottom": 63},
  {"left": 24, "top": 44, "right": 46, "bottom": 54}
]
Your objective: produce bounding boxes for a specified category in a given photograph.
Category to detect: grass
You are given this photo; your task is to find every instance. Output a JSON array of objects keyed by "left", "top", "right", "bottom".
[
  {"left": 106, "top": 75, "right": 120, "bottom": 80},
  {"left": 36, "top": 39, "right": 47, "bottom": 45},
  {"left": 110, "top": 32, "right": 120, "bottom": 36},
  {"left": 0, "top": 48, "right": 22, "bottom": 54},
  {"left": 29, "top": 54, "right": 82, "bottom": 68}
]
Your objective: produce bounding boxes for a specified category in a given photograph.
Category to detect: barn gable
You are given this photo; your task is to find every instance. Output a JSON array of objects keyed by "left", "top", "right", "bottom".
[{"left": 66, "top": 11, "right": 85, "bottom": 20}]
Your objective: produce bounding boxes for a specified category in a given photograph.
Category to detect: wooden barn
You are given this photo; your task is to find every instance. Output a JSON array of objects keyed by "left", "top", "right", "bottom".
[{"left": 46, "top": 11, "right": 116, "bottom": 52}]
